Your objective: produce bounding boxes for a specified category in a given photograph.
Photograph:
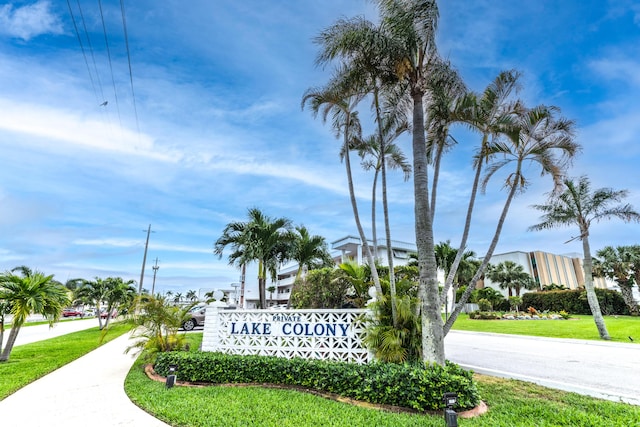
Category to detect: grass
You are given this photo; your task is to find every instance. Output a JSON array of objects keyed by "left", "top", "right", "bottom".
[
  {"left": 450, "top": 314, "right": 640, "bottom": 343},
  {"left": 125, "top": 355, "right": 640, "bottom": 426},
  {"left": 0, "top": 323, "right": 130, "bottom": 399}
]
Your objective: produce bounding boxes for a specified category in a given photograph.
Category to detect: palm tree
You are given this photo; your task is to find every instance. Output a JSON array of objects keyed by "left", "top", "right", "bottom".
[
  {"left": 173, "top": 293, "right": 183, "bottom": 304},
  {"left": 529, "top": 176, "right": 640, "bottom": 339},
  {"left": 287, "top": 225, "right": 333, "bottom": 308},
  {"left": 440, "top": 70, "right": 522, "bottom": 310},
  {"left": 102, "top": 277, "right": 136, "bottom": 328},
  {"left": 336, "top": 260, "right": 371, "bottom": 307},
  {"left": 186, "top": 290, "right": 198, "bottom": 302},
  {"left": 126, "top": 295, "right": 193, "bottom": 363},
  {"left": 302, "top": 79, "right": 383, "bottom": 299},
  {"left": 445, "top": 105, "right": 578, "bottom": 333},
  {"left": 76, "top": 278, "right": 109, "bottom": 330},
  {"left": 374, "top": 0, "right": 445, "bottom": 365},
  {"left": 0, "top": 268, "right": 69, "bottom": 361},
  {"left": 485, "top": 261, "right": 538, "bottom": 297},
  {"left": 215, "top": 208, "right": 294, "bottom": 308},
  {"left": 266, "top": 286, "right": 276, "bottom": 307},
  {"left": 595, "top": 246, "right": 639, "bottom": 315}
]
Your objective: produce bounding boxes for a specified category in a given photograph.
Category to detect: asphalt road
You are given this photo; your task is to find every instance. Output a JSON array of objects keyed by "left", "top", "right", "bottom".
[{"left": 445, "top": 330, "right": 640, "bottom": 405}]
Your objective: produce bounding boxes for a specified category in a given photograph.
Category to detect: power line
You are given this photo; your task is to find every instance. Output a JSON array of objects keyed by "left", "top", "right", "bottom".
[
  {"left": 75, "top": 0, "right": 106, "bottom": 104},
  {"left": 98, "top": 0, "right": 123, "bottom": 129},
  {"left": 119, "top": 0, "right": 141, "bottom": 135},
  {"left": 66, "top": 0, "right": 100, "bottom": 104}
]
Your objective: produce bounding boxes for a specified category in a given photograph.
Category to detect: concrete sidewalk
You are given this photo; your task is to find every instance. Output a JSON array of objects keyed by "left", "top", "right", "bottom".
[{"left": 0, "top": 333, "right": 170, "bottom": 426}]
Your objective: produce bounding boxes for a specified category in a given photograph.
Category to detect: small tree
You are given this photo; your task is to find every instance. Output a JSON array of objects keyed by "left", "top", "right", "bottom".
[
  {"left": 508, "top": 296, "right": 523, "bottom": 312},
  {"left": 266, "top": 286, "right": 276, "bottom": 307},
  {"left": 0, "top": 268, "right": 69, "bottom": 362},
  {"left": 126, "top": 295, "right": 194, "bottom": 363}
]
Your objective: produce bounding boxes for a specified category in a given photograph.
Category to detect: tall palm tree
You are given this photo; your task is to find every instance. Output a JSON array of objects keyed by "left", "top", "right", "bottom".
[
  {"left": 485, "top": 261, "right": 538, "bottom": 297},
  {"left": 315, "top": 14, "right": 410, "bottom": 327},
  {"left": 440, "top": 70, "right": 522, "bottom": 309},
  {"left": 446, "top": 105, "right": 578, "bottom": 333},
  {"left": 302, "top": 79, "right": 383, "bottom": 299},
  {"left": 374, "top": 0, "right": 445, "bottom": 365},
  {"left": 529, "top": 176, "right": 640, "bottom": 339},
  {"left": 0, "top": 269, "right": 69, "bottom": 361},
  {"left": 215, "top": 208, "right": 294, "bottom": 308},
  {"left": 595, "top": 246, "right": 639, "bottom": 315},
  {"left": 287, "top": 225, "right": 333, "bottom": 308}
]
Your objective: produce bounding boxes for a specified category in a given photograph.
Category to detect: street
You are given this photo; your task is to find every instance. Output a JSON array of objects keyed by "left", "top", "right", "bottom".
[{"left": 445, "top": 330, "right": 640, "bottom": 405}]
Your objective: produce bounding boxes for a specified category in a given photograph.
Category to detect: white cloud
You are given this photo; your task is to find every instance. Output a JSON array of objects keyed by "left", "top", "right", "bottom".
[{"left": 0, "top": 1, "right": 63, "bottom": 41}]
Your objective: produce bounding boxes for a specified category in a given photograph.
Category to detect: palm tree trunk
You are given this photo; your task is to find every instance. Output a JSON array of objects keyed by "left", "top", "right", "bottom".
[
  {"left": 444, "top": 167, "right": 519, "bottom": 335},
  {"left": 0, "top": 323, "right": 21, "bottom": 361},
  {"left": 258, "top": 260, "right": 266, "bottom": 309},
  {"left": 430, "top": 140, "right": 444, "bottom": 224},
  {"left": 582, "top": 235, "right": 611, "bottom": 339},
  {"left": 343, "top": 116, "right": 383, "bottom": 297},
  {"left": 440, "top": 133, "right": 487, "bottom": 307},
  {"left": 373, "top": 88, "right": 398, "bottom": 327},
  {"left": 371, "top": 168, "right": 380, "bottom": 261},
  {"left": 617, "top": 283, "right": 639, "bottom": 315},
  {"left": 411, "top": 91, "right": 444, "bottom": 365}
]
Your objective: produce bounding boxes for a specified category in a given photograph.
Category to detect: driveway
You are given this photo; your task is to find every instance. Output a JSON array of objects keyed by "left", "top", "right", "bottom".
[{"left": 445, "top": 330, "right": 640, "bottom": 405}]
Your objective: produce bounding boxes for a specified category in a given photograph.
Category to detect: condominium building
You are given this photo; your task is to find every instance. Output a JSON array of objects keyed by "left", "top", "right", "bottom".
[
  {"left": 272, "top": 235, "right": 417, "bottom": 306},
  {"left": 483, "top": 250, "right": 608, "bottom": 297}
]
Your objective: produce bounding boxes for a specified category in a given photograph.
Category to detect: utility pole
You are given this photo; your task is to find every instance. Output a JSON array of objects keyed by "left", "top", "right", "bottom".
[
  {"left": 138, "top": 224, "right": 154, "bottom": 294},
  {"left": 151, "top": 257, "right": 160, "bottom": 296}
]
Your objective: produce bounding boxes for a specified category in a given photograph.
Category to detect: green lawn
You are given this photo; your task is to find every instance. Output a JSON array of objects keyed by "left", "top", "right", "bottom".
[
  {"left": 0, "top": 323, "right": 130, "bottom": 399},
  {"left": 125, "top": 357, "right": 640, "bottom": 426},
  {"left": 450, "top": 314, "right": 640, "bottom": 343}
]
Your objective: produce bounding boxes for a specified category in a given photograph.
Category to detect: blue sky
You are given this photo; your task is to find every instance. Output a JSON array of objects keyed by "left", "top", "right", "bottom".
[{"left": 1, "top": 0, "right": 639, "bottom": 297}]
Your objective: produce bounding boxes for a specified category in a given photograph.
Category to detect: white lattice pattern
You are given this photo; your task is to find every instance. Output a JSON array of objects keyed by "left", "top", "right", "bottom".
[{"left": 202, "top": 308, "right": 371, "bottom": 364}]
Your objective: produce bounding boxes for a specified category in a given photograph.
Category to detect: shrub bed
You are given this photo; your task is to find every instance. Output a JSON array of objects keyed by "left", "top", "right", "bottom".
[
  {"left": 154, "top": 351, "right": 480, "bottom": 412},
  {"left": 522, "top": 289, "right": 628, "bottom": 315}
]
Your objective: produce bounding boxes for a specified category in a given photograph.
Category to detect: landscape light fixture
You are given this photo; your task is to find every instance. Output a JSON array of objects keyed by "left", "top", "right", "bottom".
[
  {"left": 443, "top": 392, "right": 458, "bottom": 427},
  {"left": 166, "top": 364, "right": 178, "bottom": 389}
]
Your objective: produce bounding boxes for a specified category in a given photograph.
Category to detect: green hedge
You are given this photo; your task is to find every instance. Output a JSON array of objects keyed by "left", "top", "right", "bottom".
[
  {"left": 522, "top": 289, "right": 628, "bottom": 315},
  {"left": 154, "top": 351, "right": 480, "bottom": 412}
]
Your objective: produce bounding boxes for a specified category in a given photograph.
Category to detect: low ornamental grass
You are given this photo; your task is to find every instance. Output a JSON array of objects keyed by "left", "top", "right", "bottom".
[{"left": 0, "top": 323, "right": 130, "bottom": 399}]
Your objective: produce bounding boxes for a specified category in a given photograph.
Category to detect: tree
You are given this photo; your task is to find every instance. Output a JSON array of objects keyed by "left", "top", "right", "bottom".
[
  {"left": 287, "top": 225, "right": 334, "bottom": 308},
  {"left": 316, "top": 12, "right": 410, "bottom": 325},
  {"left": 302, "top": 79, "right": 384, "bottom": 300},
  {"left": 76, "top": 277, "right": 135, "bottom": 330},
  {"left": 186, "top": 290, "right": 198, "bottom": 302},
  {"left": 485, "top": 261, "right": 538, "bottom": 297},
  {"left": 530, "top": 176, "right": 640, "bottom": 339},
  {"left": 126, "top": 295, "right": 193, "bottom": 363},
  {"left": 266, "top": 286, "right": 276, "bottom": 307},
  {"left": 446, "top": 104, "right": 578, "bottom": 333},
  {"left": 215, "top": 207, "right": 294, "bottom": 308},
  {"left": 102, "top": 277, "right": 136, "bottom": 328},
  {"left": 0, "top": 268, "right": 69, "bottom": 361},
  {"left": 595, "top": 246, "right": 639, "bottom": 315},
  {"left": 336, "top": 260, "right": 371, "bottom": 307},
  {"left": 439, "top": 70, "right": 522, "bottom": 309},
  {"left": 173, "top": 293, "right": 183, "bottom": 304}
]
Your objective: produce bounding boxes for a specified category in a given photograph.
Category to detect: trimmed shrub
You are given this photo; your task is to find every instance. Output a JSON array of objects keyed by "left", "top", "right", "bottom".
[
  {"left": 154, "top": 351, "right": 480, "bottom": 412},
  {"left": 522, "top": 288, "right": 628, "bottom": 315}
]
